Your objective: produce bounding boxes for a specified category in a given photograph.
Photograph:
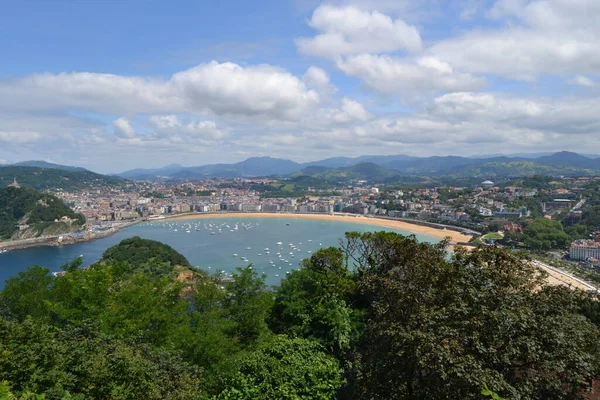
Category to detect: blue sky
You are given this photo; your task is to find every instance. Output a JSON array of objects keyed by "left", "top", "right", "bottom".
[{"left": 1, "top": 0, "right": 599, "bottom": 172}]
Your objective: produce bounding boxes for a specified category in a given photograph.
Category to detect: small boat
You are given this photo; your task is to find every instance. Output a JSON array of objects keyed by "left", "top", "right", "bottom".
[
  {"left": 246, "top": 247, "right": 251, "bottom": 250},
  {"left": 276, "top": 242, "right": 282, "bottom": 245},
  {"left": 233, "top": 253, "right": 238, "bottom": 257}
]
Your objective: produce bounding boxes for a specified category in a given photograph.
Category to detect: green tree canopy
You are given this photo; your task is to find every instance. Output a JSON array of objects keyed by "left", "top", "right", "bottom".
[
  {"left": 215, "top": 336, "right": 343, "bottom": 400},
  {"left": 95, "top": 236, "right": 191, "bottom": 274},
  {"left": 342, "top": 232, "right": 600, "bottom": 399},
  {"left": 521, "top": 218, "right": 572, "bottom": 250}
]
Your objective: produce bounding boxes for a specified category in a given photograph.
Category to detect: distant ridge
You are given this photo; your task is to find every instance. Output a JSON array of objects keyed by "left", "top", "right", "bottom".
[
  {"left": 0, "top": 166, "right": 126, "bottom": 191},
  {"left": 10, "top": 160, "right": 89, "bottom": 172},
  {"left": 113, "top": 151, "right": 600, "bottom": 181},
  {"left": 8, "top": 151, "right": 600, "bottom": 182}
]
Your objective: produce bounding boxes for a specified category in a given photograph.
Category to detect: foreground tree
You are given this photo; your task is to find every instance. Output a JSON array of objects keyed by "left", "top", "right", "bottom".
[
  {"left": 270, "top": 247, "right": 361, "bottom": 355},
  {"left": 344, "top": 232, "right": 600, "bottom": 399},
  {"left": 215, "top": 335, "right": 343, "bottom": 399}
]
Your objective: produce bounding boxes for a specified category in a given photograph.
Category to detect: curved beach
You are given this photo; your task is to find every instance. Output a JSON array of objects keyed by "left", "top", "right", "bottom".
[{"left": 161, "top": 213, "right": 473, "bottom": 244}]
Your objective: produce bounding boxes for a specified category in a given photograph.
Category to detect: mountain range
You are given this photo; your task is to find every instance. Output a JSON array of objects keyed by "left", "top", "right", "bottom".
[
  {"left": 3, "top": 151, "right": 600, "bottom": 185},
  {"left": 116, "top": 151, "right": 600, "bottom": 181}
]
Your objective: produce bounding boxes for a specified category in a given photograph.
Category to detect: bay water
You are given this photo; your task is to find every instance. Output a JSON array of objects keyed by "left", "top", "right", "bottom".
[{"left": 0, "top": 217, "right": 438, "bottom": 288}]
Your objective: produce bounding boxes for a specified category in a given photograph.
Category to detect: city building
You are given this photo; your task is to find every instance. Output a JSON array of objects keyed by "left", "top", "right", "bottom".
[{"left": 570, "top": 240, "right": 600, "bottom": 261}]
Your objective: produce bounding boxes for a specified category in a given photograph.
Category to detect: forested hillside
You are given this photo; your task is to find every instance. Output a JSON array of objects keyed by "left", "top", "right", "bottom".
[
  {"left": 0, "top": 166, "right": 125, "bottom": 191},
  {"left": 0, "top": 186, "right": 85, "bottom": 240},
  {"left": 1, "top": 233, "right": 599, "bottom": 399}
]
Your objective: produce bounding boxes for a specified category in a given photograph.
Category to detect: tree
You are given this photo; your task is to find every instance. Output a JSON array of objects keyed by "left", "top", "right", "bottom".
[
  {"left": 0, "top": 317, "right": 203, "bottom": 400},
  {"left": 344, "top": 232, "right": 600, "bottom": 399},
  {"left": 521, "top": 218, "right": 571, "bottom": 250},
  {"left": 215, "top": 336, "right": 343, "bottom": 400},
  {"left": 270, "top": 248, "right": 361, "bottom": 355},
  {"left": 223, "top": 267, "right": 273, "bottom": 346},
  {"left": 95, "top": 236, "right": 191, "bottom": 274},
  {"left": 0, "top": 266, "right": 54, "bottom": 321}
]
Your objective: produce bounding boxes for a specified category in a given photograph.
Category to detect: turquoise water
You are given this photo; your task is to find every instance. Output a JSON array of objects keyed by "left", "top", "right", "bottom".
[{"left": 0, "top": 217, "right": 438, "bottom": 287}]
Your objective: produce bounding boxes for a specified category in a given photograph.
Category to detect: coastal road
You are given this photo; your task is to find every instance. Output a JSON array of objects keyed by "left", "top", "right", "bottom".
[{"left": 531, "top": 260, "right": 598, "bottom": 292}]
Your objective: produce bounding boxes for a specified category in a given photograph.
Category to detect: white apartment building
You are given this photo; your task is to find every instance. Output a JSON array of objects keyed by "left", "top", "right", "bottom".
[{"left": 570, "top": 240, "right": 600, "bottom": 261}]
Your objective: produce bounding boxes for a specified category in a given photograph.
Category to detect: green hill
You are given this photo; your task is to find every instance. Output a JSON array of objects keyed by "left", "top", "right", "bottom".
[
  {"left": 95, "top": 236, "right": 192, "bottom": 275},
  {"left": 305, "top": 162, "right": 401, "bottom": 183},
  {"left": 0, "top": 166, "right": 126, "bottom": 191},
  {"left": 0, "top": 186, "right": 85, "bottom": 240},
  {"left": 446, "top": 160, "right": 598, "bottom": 177}
]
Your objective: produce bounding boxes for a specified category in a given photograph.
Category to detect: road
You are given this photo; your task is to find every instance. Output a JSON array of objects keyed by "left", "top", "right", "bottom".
[{"left": 530, "top": 260, "right": 598, "bottom": 292}]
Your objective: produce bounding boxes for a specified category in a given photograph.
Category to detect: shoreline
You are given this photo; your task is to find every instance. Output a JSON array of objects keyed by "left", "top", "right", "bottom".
[
  {"left": 157, "top": 212, "right": 474, "bottom": 244},
  {"left": 0, "top": 212, "right": 473, "bottom": 252},
  {"left": 0, "top": 220, "right": 142, "bottom": 252}
]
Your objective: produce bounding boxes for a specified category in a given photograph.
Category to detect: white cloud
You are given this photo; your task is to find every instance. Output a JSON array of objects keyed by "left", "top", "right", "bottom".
[
  {"left": 337, "top": 54, "right": 485, "bottom": 95},
  {"left": 429, "top": 0, "right": 600, "bottom": 80},
  {"left": 0, "top": 131, "right": 41, "bottom": 144},
  {"left": 296, "top": 5, "right": 422, "bottom": 58},
  {"left": 113, "top": 118, "right": 136, "bottom": 138},
  {"left": 302, "top": 66, "right": 337, "bottom": 98},
  {"left": 0, "top": 61, "right": 320, "bottom": 121},
  {"left": 148, "top": 115, "right": 227, "bottom": 140},
  {"left": 312, "top": 97, "right": 372, "bottom": 125},
  {"left": 570, "top": 76, "right": 595, "bottom": 87}
]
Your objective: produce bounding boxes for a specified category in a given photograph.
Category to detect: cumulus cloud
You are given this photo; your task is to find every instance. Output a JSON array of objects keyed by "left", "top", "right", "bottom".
[
  {"left": 0, "top": 131, "right": 41, "bottom": 144},
  {"left": 312, "top": 98, "right": 372, "bottom": 125},
  {"left": 296, "top": 5, "right": 422, "bottom": 58},
  {"left": 337, "top": 54, "right": 485, "bottom": 95},
  {"left": 429, "top": 0, "right": 600, "bottom": 80},
  {"left": 113, "top": 118, "right": 136, "bottom": 138},
  {"left": 302, "top": 66, "right": 337, "bottom": 98},
  {"left": 570, "top": 76, "right": 595, "bottom": 87},
  {"left": 0, "top": 61, "right": 320, "bottom": 121},
  {"left": 148, "top": 115, "right": 227, "bottom": 140}
]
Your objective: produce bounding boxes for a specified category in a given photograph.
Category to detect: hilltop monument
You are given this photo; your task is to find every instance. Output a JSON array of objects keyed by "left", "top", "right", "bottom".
[{"left": 7, "top": 177, "right": 20, "bottom": 188}]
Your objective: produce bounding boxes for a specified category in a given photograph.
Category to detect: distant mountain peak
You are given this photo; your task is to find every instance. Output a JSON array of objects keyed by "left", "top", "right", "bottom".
[{"left": 10, "top": 160, "right": 88, "bottom": 172}]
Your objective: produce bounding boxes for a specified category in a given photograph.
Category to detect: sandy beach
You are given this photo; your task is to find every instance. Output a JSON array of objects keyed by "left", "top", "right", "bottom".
[{"left": 160, "top": 212, "right": 473, "bottom": 244}]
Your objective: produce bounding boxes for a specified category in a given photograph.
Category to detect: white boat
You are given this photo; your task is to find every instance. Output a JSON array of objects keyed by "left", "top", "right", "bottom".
[
  {"left": 276, "top": 242, "right": 282, "bottom": 245},
  {"left": 264, "top": 248, "right": 269, "bottom": 251},
  {"left": 246, "top": 247, "right": 251, "bottom": 250},
  {"left": 233, "top": 253, "right": 238, "bottom": 257}
]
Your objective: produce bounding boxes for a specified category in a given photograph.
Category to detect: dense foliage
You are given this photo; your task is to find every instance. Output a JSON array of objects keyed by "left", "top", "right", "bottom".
[
  {"left": 0, "top": 187, "right": 85, "bottom": 239},
  {"left": 95, "top": 236, "right": 192, "bottom": 273},
  {"left": 0, "top": 166, "right": 125, "bottom": 191},
  {"left": 1, "top": 232, "right": 600, "bottom": 399},
  {"left": 520, "top": 218, "right": 572, "bottom": 250}
]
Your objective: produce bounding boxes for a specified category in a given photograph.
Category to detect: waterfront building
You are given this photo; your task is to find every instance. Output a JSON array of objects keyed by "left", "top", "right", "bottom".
[{"left": 570, "top": 239, "right": 600, "bottom": 261}]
